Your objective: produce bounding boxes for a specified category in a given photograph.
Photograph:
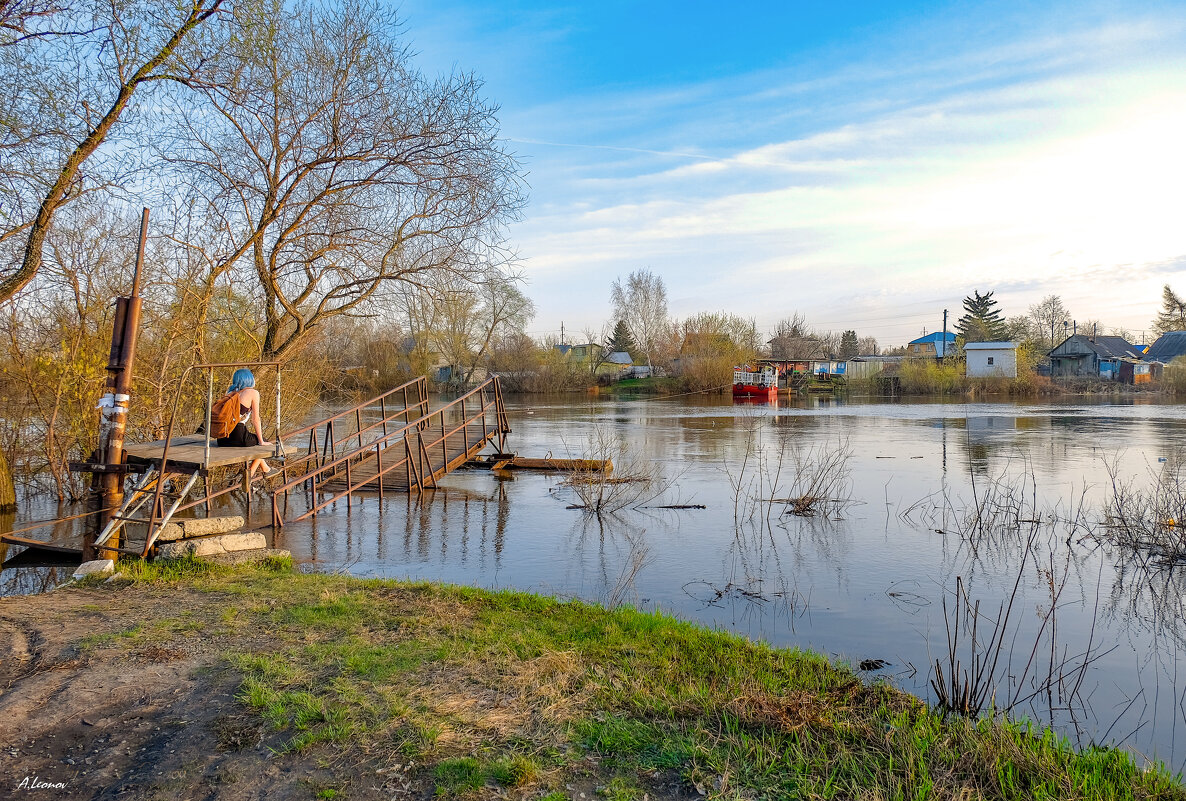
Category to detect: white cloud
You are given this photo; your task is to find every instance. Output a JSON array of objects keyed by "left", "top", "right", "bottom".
[{"left": 512, "top": 44, "right": 1186, "bottom": 343}]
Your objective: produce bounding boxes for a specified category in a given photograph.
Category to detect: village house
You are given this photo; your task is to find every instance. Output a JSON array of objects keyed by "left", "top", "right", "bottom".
[
  {"left": 907, "top": 332, "right": 956, "bottom": 359},
  {"left": 1047, "top": 334, "right": 1141, "bottom": 379},
  {"left": 553, "top": 342, "right": 632, "bottom": 377},
  {"left": 1144, "top": 331, "right": 1186, "bottom": 365},
  {"left": 964, "top": 342, "right": 1019, "bottom": 378}
]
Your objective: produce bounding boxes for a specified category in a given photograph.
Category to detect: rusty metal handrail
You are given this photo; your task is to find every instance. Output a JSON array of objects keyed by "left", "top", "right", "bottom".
[
  {"left": 289, "top": 392, "right": 500, "bottom": 522},
  {"left": 281, "top": 377, "right": 429, "bottom": 439},
  {"left": 271, "top": 379, "right": 499, "bottom": 496},
  {"left": 271, "top": 378, "right": 508, "bottom": 525}
]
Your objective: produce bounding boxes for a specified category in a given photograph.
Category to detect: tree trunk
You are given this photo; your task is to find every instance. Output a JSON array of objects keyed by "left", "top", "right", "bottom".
[{"left": 0, "top": 448, "right": 17, "bottom": 513}]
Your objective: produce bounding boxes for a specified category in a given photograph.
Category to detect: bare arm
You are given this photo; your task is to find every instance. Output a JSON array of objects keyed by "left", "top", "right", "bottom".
[{"left": 246, "top": 388, "right": 271, "bottom": 446}]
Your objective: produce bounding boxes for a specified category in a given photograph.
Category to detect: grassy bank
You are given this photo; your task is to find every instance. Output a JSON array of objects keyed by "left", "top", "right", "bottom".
[
  {"left": 602, "top": 376, "right": 688, "bottom": 395},
  {"left": 60, "top": 558, "right": 1184, "bottom": 799}
]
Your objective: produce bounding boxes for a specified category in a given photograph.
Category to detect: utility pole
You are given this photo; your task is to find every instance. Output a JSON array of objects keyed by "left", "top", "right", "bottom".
[
  {"left": 85, "top": 208, "right": 148, "bottom": 561},
  {"left": 942, "top": 309, "right": 948, "bottom": 358}
]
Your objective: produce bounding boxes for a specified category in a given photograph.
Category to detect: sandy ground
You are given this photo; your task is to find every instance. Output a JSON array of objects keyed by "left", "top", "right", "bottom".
[{"left": 0, "top": 584, "right": 399, "bottom": 800}]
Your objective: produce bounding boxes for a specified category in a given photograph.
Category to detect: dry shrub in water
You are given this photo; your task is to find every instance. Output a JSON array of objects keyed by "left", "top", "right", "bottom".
[
  {"left": 932, "top": 532, "right": 1104, "bottom": 721},
  {"left": 778, "top": 439, "right": 854, "bottom": 517},
  {"left": 561, "top": 427, "right": 669, "bottom": 515},
  {"left": 725, "top": 421, "right": 853, "bottom": 523},
  {"left": 1097, "top": 452, "right": 1186, "bottom": 562}
]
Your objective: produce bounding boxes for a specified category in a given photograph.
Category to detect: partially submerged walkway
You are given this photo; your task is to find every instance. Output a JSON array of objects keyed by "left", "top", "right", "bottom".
[{"left": 1, "top": 377, "right": 511, "bottom": 559}]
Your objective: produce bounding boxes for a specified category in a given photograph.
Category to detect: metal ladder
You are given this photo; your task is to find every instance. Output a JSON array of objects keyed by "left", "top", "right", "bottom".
[{"left": 92, "top": 466, "right": 200, "bottom": 556}]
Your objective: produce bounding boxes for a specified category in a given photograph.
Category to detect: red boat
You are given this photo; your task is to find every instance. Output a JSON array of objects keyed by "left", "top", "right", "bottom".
[{"left": 732, "top": 366, "right": 778, "bottom": 401}]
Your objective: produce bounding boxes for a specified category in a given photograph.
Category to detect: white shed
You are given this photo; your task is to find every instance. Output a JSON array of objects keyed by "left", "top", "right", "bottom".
[{"left": 964, "top": 342, "right": 1019, "bottom": 378}]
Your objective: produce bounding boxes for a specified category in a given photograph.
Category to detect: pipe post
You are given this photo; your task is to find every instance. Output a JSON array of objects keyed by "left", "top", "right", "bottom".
[{"left": 86, "top": 208, "right": 149, "bottom": 561}]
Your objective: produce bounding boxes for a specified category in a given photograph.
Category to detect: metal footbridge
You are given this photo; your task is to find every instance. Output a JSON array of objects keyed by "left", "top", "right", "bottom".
[{"left": 1, "top": 374, "right": 510, "bottom": 560}]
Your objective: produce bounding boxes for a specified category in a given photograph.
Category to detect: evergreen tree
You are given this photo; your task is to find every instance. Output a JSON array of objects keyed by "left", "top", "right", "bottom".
[
  {"left": 1152, "top": 285, "right": 1186, "bottom": 337},
  {"left": 839, "top": 330, "right": 859, "bottom": 358},
  {"left": 605, "top": 319, "right": 638, "bottom": 361},
  {"left": 956, "top": 290, "right": 1008, "bottom": 342}
]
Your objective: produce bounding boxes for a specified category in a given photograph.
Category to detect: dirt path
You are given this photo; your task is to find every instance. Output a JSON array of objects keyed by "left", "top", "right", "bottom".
[{"left": 0, "top": 586, "right": 362, "bottom": 800}]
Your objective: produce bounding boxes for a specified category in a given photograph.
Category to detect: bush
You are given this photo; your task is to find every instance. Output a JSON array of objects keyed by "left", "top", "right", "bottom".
[
  {"left": 897, "top": 359, "right": 965, "bottom": 394},
  {"left": 1165, "top": 356, "right": 1186, "bottom": 393}
]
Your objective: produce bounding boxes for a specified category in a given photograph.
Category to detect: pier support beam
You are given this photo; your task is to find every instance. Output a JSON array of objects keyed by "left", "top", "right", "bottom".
[{"left": 84, "top": 209, "right": 148, "bottom": 561}]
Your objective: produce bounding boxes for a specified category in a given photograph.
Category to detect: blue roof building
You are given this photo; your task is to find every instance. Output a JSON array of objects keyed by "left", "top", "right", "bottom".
[{"left": 907, "top": 331, "right": 957, "bottom": 358}]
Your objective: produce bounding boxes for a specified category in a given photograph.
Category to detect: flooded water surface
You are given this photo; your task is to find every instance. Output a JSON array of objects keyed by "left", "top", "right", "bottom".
[{"left": 6, "top": 393, "right": 1186, "bottom": 773}]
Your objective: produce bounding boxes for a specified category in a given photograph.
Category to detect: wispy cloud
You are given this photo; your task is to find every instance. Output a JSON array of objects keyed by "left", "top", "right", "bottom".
[{"left": 507, "top": 17, "right": 1186, "bottom": 342}]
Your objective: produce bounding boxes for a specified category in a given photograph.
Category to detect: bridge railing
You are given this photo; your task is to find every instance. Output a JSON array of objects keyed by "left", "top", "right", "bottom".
[
  {"left": 269, "top": 376, "right": 509, "bottom": 527},
  {"left": 276, "top": 376, "right": 431, "bottom": 483}
]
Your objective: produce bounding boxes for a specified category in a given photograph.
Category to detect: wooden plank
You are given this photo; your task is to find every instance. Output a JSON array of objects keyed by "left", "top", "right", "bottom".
[
  {"left": 0, "top": 532, "right": 84, "bottom": 555},
  {"left": 124, "top": 436, "right": 293, "bottom": 469},
  {"left": 471, "top": 456, "right": 612, "bottom": 472}
]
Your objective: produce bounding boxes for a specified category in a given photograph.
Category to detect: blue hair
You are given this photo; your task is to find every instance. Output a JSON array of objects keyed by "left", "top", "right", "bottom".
[{"left": 228, "top": 368, "right": 255, "bottom": 393}]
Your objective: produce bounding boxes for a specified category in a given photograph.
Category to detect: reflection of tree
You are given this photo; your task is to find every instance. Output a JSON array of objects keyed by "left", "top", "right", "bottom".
[
  {"left": 563, "top": 514, "right": 652, "bottom": 609},
  {"left": 1104, "top": 557, "right": 1186, "bottom": 648},
  {"left": 0, "top": 555, "right": 69, "bottom": 596}
]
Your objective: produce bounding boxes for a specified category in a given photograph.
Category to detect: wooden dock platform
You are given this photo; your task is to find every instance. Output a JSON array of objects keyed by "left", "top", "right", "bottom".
[
  {"left": 2, "top": 376, "right": 512, "bottom": 554},
  {"left": 123, "top": 435, "right": 282, "bottom": 470}
]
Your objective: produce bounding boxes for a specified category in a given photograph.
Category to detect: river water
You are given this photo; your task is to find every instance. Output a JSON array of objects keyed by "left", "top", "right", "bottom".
[{"left": 4, "top": 393, "right": 1186, "bottom": 773}]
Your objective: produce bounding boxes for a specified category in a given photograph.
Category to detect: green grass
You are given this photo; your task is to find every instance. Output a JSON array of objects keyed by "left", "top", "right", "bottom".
[
  {"left": 106, "top": 558, "right": 1185, "bottom": 801},
  {"left": 606, "top": 376, "right": 683, "bottom": 394}
]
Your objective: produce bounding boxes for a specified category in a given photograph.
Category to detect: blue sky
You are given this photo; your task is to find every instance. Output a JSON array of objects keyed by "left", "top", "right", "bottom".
[{"left": 399, "top": 0, "right": 1186, "bottom": 346}]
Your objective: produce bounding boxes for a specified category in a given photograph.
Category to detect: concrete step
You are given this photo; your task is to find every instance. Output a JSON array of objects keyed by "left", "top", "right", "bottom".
[{"left": 156, "top": 531, "right": 266, "bottom": 559}]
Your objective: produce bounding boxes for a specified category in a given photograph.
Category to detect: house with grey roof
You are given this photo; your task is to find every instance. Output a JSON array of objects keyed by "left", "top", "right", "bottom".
[
  {"left": 1144, "top": 331, "right": 1186, "bottom": 364},
  {"left": 1047, "top": 334, "right": 1141, "bottom": 379}
]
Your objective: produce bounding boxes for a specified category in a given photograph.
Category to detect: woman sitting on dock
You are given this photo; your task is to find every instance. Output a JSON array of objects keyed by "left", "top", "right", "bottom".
[{"left": 217, "top": 368, "right": 272, "bottom": 480}]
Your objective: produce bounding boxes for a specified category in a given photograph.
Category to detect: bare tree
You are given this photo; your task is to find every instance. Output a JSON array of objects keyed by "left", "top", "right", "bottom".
[
  {"left": 610, "top": 268, "right": 668, "bottom": 371},
  {"left": 429, "top": 271, "right": 534, "bottom": 386},
  {"left": 1028, "top": 294, "right": 1068, "bottom": 349},
  {"left": 768, "top": 313, "right": 822, "bottom": 359},
  {"left": 1006, "top": 315, "right": 1036, "bottom": 343},
  {"left": 580, "top": 323, "right": 611, "bottom": 376},
  {"left": 159, "top": 0, "right": 523, "bottom": 360},
  {"left": 0, "top": 0, "right": 226, "bottom": 303},
  {"left": 0, "top": 0, "right": 225, "bottom": 509},
  {"left": 675, "top": 311, "right": 758, "bottom": 390}
]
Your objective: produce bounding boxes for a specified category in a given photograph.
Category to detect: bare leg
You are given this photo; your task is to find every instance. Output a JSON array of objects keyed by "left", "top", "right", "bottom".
[{"left": 248, "top": 459, "right": 273, "bottom": 481}]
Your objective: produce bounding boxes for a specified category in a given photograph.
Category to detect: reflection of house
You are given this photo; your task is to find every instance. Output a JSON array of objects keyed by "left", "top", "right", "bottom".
[
  {"left": 1047, "top": 334, "right": 1140, "bottom": 378},
  {"left": 965, "top": 342, "right": 1019, "bottom": 378},
  {"left": 907, "top": 332, "right": 956, "bottom": 358}
]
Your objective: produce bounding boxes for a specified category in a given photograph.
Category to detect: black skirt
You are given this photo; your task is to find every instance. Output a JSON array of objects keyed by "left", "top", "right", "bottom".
[{"left": 217, "top": 422, "right": 260, "bottom": 448}]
